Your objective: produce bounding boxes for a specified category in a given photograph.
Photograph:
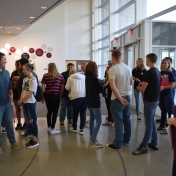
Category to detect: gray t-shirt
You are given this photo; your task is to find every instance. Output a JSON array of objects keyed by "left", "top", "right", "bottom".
[{"left": 109, "top": 63, "right": 132, "bottom": 100}]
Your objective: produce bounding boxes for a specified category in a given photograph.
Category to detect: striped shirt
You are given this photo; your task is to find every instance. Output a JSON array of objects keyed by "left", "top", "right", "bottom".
[{"left": 41, "top": 74, "right": 65, "bottom": 94}]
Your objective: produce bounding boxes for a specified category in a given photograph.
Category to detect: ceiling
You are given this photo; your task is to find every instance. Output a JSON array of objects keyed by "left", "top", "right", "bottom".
[{"left": 0, "top": 0, "right": 65, "bottom": 35}]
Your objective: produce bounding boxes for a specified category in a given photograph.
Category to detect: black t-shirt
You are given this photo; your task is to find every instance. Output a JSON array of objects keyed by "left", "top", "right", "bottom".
[
  {"left": 160, "top": 71, "right": 175, "bottom": 96},
  {"left": 61, "top": 71, "right": 69, "bottom": 98},
  {"left": 143, "top": 67, "right": 161, "bottom": 102},
  {"left": 132, "top": 68, "right": 147, "bottom": 88}
]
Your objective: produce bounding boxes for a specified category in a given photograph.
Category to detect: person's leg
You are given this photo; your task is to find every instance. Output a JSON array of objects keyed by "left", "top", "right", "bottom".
[
  {"left": 51, "top": 94, "right": 60, "bottom": 129},
  {"left": 159, "top": 96, "right": 167, "bottom": 129},
  {"left": 23, "top": 104, "right": 32, "bottom": 135},
  {"left": 123, "top": 96, "right": 131, "bottom": 144},
  {"left": 89, "top": 108, "right": 95, "bottom": 140},
  {"left": 134, "top": 88, "right": 140, "bottom": 117},
  {"left": 59, "top": 98, "right": 67, "bottom": 123},
  {"left": 14, "top": 100, "right": 21, "bottom": 125},
  {"left": 79, "top": 98, "right": 87, "bottom": 130},
  {"left": 44, "top": 93, "right": 52, "bottom": 128},
  {"left": 91, "top": 108, "right": 102, "bottom": 143},
  {"left": 71, "top": 98, "right": 80, "bottom": 130},
  {"left": 2, "top": 103, "right": 16, "bottom": 145},
  {"left": 0, "top": 105, "right": 6, "bottom": 147},
  {"left": 173, "top": 159, "right": 176, "bottom": 176},
  {"left": 110, "top": 99, "right": 124, "bottom": 148},
  {"left": 142, "top": 101, "right": 158, "bottom": 148},
  {"left": 67, "top": 98, "right": 73, "bottom": 121},
  {"left": 165, "top": 93, "right": 174, "bottom": 119}
]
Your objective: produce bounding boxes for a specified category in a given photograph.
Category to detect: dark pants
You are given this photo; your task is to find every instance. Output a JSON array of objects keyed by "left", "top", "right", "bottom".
[
  {"left": 44, "top": 93, "right": 60, "bottom": 129},
  {"left": 105, "top": 97, "right": 113, "bottom": 122},
  {"left": 71, "top": 98, "right": 87, "bottom": 130},
  {"left": 173, "top": 159, "right": 176, "bottom": 176},
  {"left": 23, "top": 103, "right": 38, "bottom": 138},
  {"left": 159, "top": 93, "right": 173, "bottom": 128}
]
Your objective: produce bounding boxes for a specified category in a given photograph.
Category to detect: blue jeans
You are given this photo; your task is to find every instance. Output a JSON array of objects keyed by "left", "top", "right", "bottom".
[
  {"left": 142, "top": 101, "right": 158, "bottom": 148},
  {"left": 89, "top": 108, "right": 102, "bottom": 143},
  {"left": 23, "top": 103, "right": 38, "bottom": 138},
  {"left": 71, "top": 98, "right": 87, "bottom": 130},
  {"left": 111, "top": 96, "right": 131, "bottom": 148},
  {"left": 59, "top": 98, "right": 73, "bottom": 121},
  {"left": 0, "top": 102, "right": 16, "bottom": 147},
  {"left": 134, "top": 88, "right": 144, "bottom": 116},
  {"left": 159, "top": 93, "right": 173, "bottom": 128},
  {"left": 1, "top": 121, "right": 5, "bottom": 128}
]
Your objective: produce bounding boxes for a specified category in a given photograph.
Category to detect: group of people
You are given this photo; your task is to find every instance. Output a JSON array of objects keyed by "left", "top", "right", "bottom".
[{"left": 0, "top": 49, "right": 176, "bottom": 175}]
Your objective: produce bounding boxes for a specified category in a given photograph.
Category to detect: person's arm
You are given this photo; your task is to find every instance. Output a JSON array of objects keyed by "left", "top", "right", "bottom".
[
  {"left": 160, "top": 82, "right": 174, "bottom": 91},
  {"left": 19, "top": 91, "right": 33, "bottom": 104},
  {"left": 167, "top": 118, "right": 176, "bottom": 127},
  {"left": 94, "top": 77, "right": 103, "bottom": 93},
  {"left": 137, "top": 82, "right": 148, "bottom": 92},
  {"left": 132, "top": 69, "right": 140, "bottom": 82},
  {"left": 8, "top": 76, "right": 13, "bottom": 103},
  {"left": 42, "top": 84, "right": 45, "bottom": 93},
  {"left": 65, "top": 77, "right": 71, "bottom": 91}
]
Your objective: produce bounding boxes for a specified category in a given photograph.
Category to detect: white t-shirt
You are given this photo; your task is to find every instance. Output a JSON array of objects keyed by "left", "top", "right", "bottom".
[
  {"left": 22, "top": 77, "right": 37, "bottom": 103},
  {"left": 109, "top": 63, "right": 132, "bottom": 100}
]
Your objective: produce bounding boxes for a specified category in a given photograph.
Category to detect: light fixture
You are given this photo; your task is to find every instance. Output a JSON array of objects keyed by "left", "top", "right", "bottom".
[
  {"left": 5, "top": 43, "right": 11, "bottom": 49},
  {"left": 41, "top": 6, "right": 47, "bottom": 9},
  {"left": 0, "top": 48, "right": 8, "bottom": 55},
  {"left": 17, "top": 27, "right": 21, "bottom": 29},
  {"left": 23, "top": 46, "right": 29, "bottom": 52},
  {"left": 16, "top": 49, "right": 22, "bottom": 55},
  {"left": 29, "top": 16, "right": 35, "bottom": 19}
]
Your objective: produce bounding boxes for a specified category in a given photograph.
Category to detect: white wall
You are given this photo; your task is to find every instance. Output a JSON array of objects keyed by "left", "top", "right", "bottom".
[{"left": 0, "top": 0, "right": 91, "bottom": 79}]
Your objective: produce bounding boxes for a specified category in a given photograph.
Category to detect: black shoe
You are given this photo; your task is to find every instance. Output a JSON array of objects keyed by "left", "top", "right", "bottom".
[
  {"left": 106, "top": 144, "right": 122, "bottom": 150},
  {"left": 15, "top": 123, "right": 22, "bottom": 130},
  {"left": 157, "top": 127, "right": 164, "bottom": 131},
  {"left": 137, "top": 116, "right": 141, "bottom": 121},
  {"left": 21, "top": 133, "right": 32, "bottom": 138},
  {"left": 156, "top": 119, "right": 161, "bottom": 122},
  {"left": 132, "top": 144, "right": 148, "bottom": 155},
  {"left": 25, "top": 139, "right": 33, "bottom": 147},
  {"left": 26, "top": 140, "right": 39, "bottom": 148},
  {"left": 1, "top": 128, "right": 6, "bottom": 134},
  {"left": 20, "top": 123, "right": 27, "bottom": 130},
  {"left": 148, "top": 143, "right": 158, "bottom": 150}
]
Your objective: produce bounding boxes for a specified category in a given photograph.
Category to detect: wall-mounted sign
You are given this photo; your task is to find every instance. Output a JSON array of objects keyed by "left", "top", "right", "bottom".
[
  {"left": 46, "top": 53, "right": 52, "bottom": 58},
  {"left": 10, "top": 47, "right": 16, "bottom": 53},
  {"left": 29, "top": 48, "right": 35, "bottom": 53},
  {"left": 35, "top": 48, "right": 43, "bottom": 57}
]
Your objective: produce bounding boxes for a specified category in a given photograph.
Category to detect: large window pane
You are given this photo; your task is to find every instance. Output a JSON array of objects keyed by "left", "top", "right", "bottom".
[
  {"left": 115, "top": 3, "right": 135, "bottom": 31},
  {"left": 99, "top": 38, "right": 109, "bottom": 48},
  {"left": 99, "top": 20, "right": 109, "bottom": 38},
  {"left": 98, "top": 48, "right": 110, "bottom": 65},
  {"left": 99, "top": 3, "right": 109, "bottom": 22},
  {"left": 99, "top": 0, "right": 108, "bottom": 5},
  {"left": 98, "top": 65, "right": 107, "bottom": 79},
  {"left": 115, "top": 0, "right": 131, "bottom": 10}
]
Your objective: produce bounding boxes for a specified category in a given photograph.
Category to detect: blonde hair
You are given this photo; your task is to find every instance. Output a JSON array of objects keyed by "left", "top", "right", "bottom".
[
  {"left": 69, "top": 70, "right": 77, "bottom": 75},
  {"left": 47, "top": 63, "right": 60, "bottom": 79},
  {"left": 160, "top": 58, "right": 172, "bottom": 72},
  {"left": 135, "top": 58, "right": 145, "bottom": 71},
  {"left": 81, "top": 62, "right": 88, "bottom": 67}
]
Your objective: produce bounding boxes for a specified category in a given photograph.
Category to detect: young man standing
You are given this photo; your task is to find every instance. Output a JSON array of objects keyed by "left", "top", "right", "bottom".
[
  {"left": 0, "top": 52, "right": 21, "bottom": 154},
  {"left": 59, "top": 63, "right": 74, "bottom": 126},
  {"left": 106, "top": 50, "right": 132, "bottom": 150},
  {"left": 132, "top": 53, "right": 161, "bottom": 155}
]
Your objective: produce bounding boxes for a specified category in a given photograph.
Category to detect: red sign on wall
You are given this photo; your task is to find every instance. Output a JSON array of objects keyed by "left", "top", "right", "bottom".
[
  {"left": 10, "top": 47, "right": 16, "bottom": 53},
  {"left": 46, "top": 53, "right": 52, "bottom": 58},
  {"left": 35, "top": 48, "right": 43, "bottom": 57},
  {"left": 29, "top": 48, "right": 35, "bottom": 53}
]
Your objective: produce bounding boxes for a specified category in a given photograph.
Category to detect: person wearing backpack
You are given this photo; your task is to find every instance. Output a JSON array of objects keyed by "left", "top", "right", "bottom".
[
  {"left": 18, "top": 63, "right": 39, "bottom": 148},
  {"left": 41, "top": 63, "right": 65, "bottom": 134}
]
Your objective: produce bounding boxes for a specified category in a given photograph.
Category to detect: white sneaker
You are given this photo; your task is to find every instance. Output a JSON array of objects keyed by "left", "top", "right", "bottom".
[
  {"left": 79, "top": 130, "right": 84, "bottom": 135},
  {"left": 70, "top": 127, "right": 77, "bottom": 133},
  {"left": 50, "top": 128, "right": 61, "bottom": 135},
  {"left": 47, "top": 127, "right": 51, "bottom": 132}
]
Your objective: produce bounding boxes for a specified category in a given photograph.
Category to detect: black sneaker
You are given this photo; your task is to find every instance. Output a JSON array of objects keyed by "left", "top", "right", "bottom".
[
  {"left": 1, "top": 128, "right": 6, "bottom": 134},
  {"left": 20, "top": 123, "right": 27, "bottom": 130},
  {"left": 132, "top": 144, "right": 148, "bottom": 155},
  {"left": 106, "top": 144, "right": 122, "bottom": 150},
  {"left": 21, "top": 133, "right": 32, "bottom": 138},
  {"left": 148, "top": 143, "right": 158, "bottom": 150},
  {"left": 156, "top": 119, "right": 161, "bottom": 122},
  {"left": 157, "top": 127, "right": 164, "bottom": 131},
  {"left": 15, "top": 123, "right": 22, "bottom": 130},
  {"left": 26, "top": 140, "right": 39, "bottom": 149},
  {"left": 137, "top": 116, "right": 141, "bottom": 121},
  {"left": 25, "top": 139, "right": 33, "bottom": 147}
]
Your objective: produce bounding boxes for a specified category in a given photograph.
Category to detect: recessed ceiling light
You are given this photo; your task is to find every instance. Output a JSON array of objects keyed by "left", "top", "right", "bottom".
[
  {"left": 41, "top": 6, "right": 47, "bottom": 9},
  {"left": 17, "top": 27, "right": 21, "bottom": 29},
  {"left": 29, "top": 17, "right": 35, "bottom": 19},
  {"left": 7, "top": 31, "right": 10, "bottom": 33}
]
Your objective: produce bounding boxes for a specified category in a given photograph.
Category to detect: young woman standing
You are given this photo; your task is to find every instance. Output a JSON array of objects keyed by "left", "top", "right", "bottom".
[
  {"left": 18, "top": 63, "right": 39, "bottom": 148},
  {"left": 157, "top": 58, "right": 175, "bottom": 134},
  {"left": 85, "top": 61, "right": 103, "bottom": 147},
  {"left": 41, "top": 63, "right": 64, "bottom": 134},
  {"left": 11, "top": 60, "right": 21, "bottom": 130},
  {"left": 132, "top": 58, "right": 147, "bottom": 121}
]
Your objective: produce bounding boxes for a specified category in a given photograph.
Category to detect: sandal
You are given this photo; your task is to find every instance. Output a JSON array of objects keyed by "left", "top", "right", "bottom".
[{"left": 160, "top": 129, "right": 167, "bottom": 134}]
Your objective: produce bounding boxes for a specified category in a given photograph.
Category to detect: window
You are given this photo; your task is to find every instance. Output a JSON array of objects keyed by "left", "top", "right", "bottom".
[
  {"left": 99, "top": 0, "right": 108, "bottom": 5},
  {"left": 98, "top": 65, "right": 107, "bottom": 79},
  {"left": 115, "top": 0, "right": 131, "bottom": 10},
  {"left": 99, "top": 20, "right": 109, "bottom": 38},
  {"left": 99, "top": 3, "right": 109, "bottom": 22},
  {"left": 98, "top": 48, "right": 110, "bottom": 65},
  {"left": 115, "top": 3, "right": 135, "bottom": 31},
  {"left": 99, "top": 38, "right": 109, "bottom": 48}
]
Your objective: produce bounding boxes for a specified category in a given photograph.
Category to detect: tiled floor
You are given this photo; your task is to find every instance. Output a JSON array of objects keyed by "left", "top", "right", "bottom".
[{"left": 0, "top": 114, "right": 173, "bottom": 176}]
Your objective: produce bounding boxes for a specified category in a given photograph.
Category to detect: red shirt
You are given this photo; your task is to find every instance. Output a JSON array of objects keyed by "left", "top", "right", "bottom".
[{"left": 41, "top": 74, "right": 65, "bottom": 94}]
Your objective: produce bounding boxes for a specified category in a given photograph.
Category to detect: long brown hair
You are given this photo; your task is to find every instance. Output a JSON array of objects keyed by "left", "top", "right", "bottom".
[
  {"left": 47, "top": 63, "right": 60, "bottom": 79},
  {"left": 135, "top": 58, "right": 145, "bottom": 71},
  {"left": 160, "top": 58, "right": 172, "bottom": 72},
  {"left": 85, "top": 61, "right": 98, "bottom": 77}
]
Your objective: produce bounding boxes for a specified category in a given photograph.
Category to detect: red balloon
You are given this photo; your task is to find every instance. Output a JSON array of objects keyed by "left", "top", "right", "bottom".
[
  {"left": 35, "top": 48, "right": 43, "bottom": 57},
  {"left": 29, "top": 48, "right": 35, "bottom": 53},
  {"left": 46, "top": 53, "right": 52, "bottom": 58},
  {"left": 10, "top": 47, "right": 16, "bottom": 53}
]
